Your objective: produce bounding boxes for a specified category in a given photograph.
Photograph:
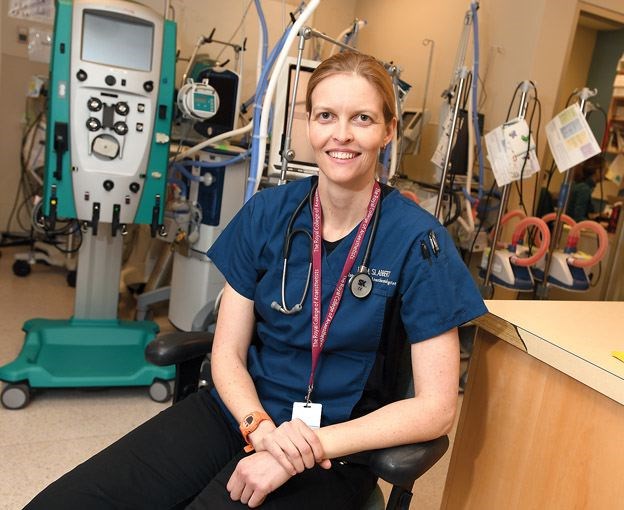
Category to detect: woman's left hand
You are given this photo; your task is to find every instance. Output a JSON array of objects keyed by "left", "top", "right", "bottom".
[
  {"left": 257, "top": 419, "right": 332, "bottom": 475},
  {"left": 227, "top": 451, "right": 292, "bottom": 508}
]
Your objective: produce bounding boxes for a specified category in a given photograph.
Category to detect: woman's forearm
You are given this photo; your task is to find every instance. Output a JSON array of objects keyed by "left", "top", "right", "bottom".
[
  {"left": 211, "top": 283, "right": 266, "bottom": 424},
  {"left": 316, "top": 395, "right": 456, "bottom": 459},
  {"left": 318, "top": 329, "right": 460, "bottom": 459}
]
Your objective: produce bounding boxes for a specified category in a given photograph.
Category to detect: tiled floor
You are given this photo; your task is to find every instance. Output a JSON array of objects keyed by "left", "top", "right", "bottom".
[{"left": 0, "top": 244, "right": 462, "bottom": 509}]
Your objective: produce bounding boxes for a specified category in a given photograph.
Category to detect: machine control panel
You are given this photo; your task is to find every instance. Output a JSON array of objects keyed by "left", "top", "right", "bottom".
[
  {"left": 42, "top": 0, "right": 176, "bottom": 234},
  {"left": 69, "top": 0, "right": 165, "bottom": 227}
]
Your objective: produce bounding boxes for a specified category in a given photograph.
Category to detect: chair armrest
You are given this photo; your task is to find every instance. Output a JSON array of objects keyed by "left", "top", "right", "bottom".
[
  {"left": 366, "top": 435, "right": 449, "bottom": 491},
  {"left": 145, "top": 331, "right": 214, "bottom": 366}
]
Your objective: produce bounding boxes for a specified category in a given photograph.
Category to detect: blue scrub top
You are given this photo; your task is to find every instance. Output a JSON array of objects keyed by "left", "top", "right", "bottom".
[{"left": 208, "top": 177, "right": 486, "bottom": 427}]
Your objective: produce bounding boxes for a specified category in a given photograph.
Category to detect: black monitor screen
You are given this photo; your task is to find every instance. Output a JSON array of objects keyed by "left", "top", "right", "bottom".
[{"left": 281, "top": 63, "right": 317, "bottom": 169}]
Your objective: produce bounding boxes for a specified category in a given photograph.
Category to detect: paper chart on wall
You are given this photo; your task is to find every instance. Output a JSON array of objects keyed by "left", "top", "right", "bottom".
[
  {"left": 484, "top": 118, "right": 540, "bottom": 187},
  {"left": 8, "top": 0, "right": 54, "bottom": 24},
  {"left": 545, "top": 104, "right": 600, "bottom": 173}
]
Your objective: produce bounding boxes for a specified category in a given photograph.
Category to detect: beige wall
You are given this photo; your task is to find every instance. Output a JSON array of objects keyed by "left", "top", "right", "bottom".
[
  {"left": 0, "top": 0, "right": 356, "bottom": 231},
  {"left": 2, "top": 0, "right": 624, "bottom": 231},
  {"left": 355, "top": 0, "right": 482, "bottom": 181},
  {"left": 0, "top": 6, "right": 49, "bottom": 231},
  {"left": 546, "top": 24, "right": 598, "bottom": 193},
  {"left": 348, "top": 0, "right": 623, "bottom": 207},
  {"left": 170, "top": 0, "right": 356, "bottom": 111}
]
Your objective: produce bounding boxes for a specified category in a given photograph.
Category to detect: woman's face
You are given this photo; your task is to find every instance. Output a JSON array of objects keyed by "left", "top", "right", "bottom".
[{"left": 307, "top": 73, "right": 395, "bottom": 189}]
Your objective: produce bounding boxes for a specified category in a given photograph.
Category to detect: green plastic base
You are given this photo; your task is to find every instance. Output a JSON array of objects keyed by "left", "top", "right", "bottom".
[{"left": 0, "top": 318, "right": 174, "bottom": 388}]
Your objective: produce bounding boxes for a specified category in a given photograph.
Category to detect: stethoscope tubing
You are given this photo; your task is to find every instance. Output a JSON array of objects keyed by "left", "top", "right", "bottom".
[{"left": 272, "top": 180, "right": 380, "bottom": 314}]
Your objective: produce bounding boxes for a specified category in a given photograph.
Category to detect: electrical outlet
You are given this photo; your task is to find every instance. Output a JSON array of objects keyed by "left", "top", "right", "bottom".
[{"left": 17, "top": 26, "right": 29, "bottom": 44}]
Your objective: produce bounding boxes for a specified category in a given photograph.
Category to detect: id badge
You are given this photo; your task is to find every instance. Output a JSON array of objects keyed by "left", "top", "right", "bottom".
[{"left": 291, "top": 402, "right": 322, "bottom": 429}]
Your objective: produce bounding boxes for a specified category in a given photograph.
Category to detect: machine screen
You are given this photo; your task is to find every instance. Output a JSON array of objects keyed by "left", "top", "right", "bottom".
[
  {"left": 282, "top": 63, "right": 317, "bottom": 169},
  {"left": 81, "top": 10, "right": 154, "bottom": 72}
]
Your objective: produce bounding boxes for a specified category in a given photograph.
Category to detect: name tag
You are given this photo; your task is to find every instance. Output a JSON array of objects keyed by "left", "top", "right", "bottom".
[{"left": 291, "top": 402, "right": 322, "bottom": 429}]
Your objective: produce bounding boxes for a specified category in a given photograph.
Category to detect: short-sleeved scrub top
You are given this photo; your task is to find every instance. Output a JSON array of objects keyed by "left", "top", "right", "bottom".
[{"left": 208, "top": 177, "right": 486, "bottom": 427}]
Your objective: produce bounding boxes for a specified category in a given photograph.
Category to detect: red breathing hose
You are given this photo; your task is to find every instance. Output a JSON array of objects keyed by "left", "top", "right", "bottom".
[
  {"left": 534, "top": 213, "right": 576, "bottom": 247},
  {"left": 509, "top": 217, "right": 551, "bottom": 266},
  {"left": 565, "top": 220, "right": 608, "bottom": 268},
  {"left": 490, "top": 210, "right": 526, "bottom": 249},
  {"left": 540, "top": 212, "right": 576, "bottom": 227}
]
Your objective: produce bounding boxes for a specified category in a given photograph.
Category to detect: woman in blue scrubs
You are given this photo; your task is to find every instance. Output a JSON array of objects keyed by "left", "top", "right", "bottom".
[{"left": 26, "top": 51, "right": 486, "bottom": 509}]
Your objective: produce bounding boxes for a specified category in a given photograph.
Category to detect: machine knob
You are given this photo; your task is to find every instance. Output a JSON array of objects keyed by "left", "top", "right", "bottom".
[
  {"left": 143, "top": 80, "right": 154, "bottom": 92},
  {"left": 103, "top": 180, "right": 115, "bottom": 191},
  {"left": 105, "top": 75, "right": 116, "bottom": 86},
  {"left": 113, "top": 121, "right": 128, "bottom": 136},
  {"left": 86, "top": 117, "right": 101, "bottom": 131},
  {"left": 115, "top": 102, "right": 129, "bottom": 116},
  {"left": 87, "top": 97, "right": 102, "bottom": 112},
  {"left": 76, "top": 69, "right": 87, "bottom": 81},
  {"left": 129, "top": 182, "right": 141, "bottom": 193}
]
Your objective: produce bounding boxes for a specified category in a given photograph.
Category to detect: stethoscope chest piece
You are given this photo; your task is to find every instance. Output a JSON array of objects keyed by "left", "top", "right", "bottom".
[{"left": 349, "top": 270, "right": 373, "bottom": 299}]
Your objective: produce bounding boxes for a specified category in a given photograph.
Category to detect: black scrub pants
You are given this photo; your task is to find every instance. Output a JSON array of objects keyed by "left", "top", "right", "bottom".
[{"left": 25, "top": 390, "right": 377, "bottom": 509}]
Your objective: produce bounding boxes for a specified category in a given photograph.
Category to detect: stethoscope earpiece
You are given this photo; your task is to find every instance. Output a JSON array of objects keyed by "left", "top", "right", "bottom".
[{"left": 271, "top": 301, "right": 303, "bottom": 315}]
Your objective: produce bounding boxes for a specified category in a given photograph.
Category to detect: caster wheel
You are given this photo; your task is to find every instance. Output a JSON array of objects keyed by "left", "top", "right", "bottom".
[
  {"left": 12, "top": 260, "right": 31, "bottom": 277},
  {"left": 66, "top": 270, "right": 77, "bottom": 287},
  {"left": 148, "top": 379, "right": 172, "bottom": 403},
  {"left": 1, "top": 383, "right": 31, "bottom": 409}
]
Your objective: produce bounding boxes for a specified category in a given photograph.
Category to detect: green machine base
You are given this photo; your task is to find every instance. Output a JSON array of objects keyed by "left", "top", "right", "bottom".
[{"left": 0, "top": 318, "right": 174, "bottom": 409}]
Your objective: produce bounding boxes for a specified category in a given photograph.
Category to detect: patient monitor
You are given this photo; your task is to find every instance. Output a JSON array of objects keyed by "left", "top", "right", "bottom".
[
  {"left": 43, "top": 0, "right": 175, "bottom": 236},
  {"left": 267, "top": 57, "right": 319, "bottom": 181}
]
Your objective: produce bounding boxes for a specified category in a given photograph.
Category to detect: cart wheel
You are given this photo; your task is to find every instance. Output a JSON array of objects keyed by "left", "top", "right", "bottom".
[
  {"left": 66, "top": 270, "right": 77, "bottom": 287},
  {"left": 12, "top": 260, "right": 31, "bottom": 277},
  {"left": 148, "top": 379, "right": 172, "bottom": 403},
  {"left": 1, "top": 383, "right": 31, "bottom": 409}
]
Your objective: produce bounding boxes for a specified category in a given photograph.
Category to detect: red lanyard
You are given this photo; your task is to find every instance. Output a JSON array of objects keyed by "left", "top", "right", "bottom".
[{"left": 307, "top": 181, "right": 381, "bottom": 403}]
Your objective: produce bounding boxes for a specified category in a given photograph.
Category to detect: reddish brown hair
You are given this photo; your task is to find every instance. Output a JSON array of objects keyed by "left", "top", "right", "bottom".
[{"left": 305, "top": 51, "right": 396, "bottom": 124}]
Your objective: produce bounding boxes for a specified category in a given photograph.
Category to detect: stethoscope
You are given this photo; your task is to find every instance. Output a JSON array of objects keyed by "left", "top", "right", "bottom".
[{"left": 270, "top": 181, "right": 381, "bottom": 315}]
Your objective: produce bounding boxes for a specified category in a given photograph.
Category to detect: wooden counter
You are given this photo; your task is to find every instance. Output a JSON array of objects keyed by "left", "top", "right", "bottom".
[{"left": 441, "top": 301, "right": 624, "bottom": 509}]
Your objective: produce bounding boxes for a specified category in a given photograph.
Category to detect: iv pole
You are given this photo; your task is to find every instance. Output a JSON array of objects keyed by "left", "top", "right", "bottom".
[
  {"left": 535, "top": 87, "right": 597, "bottom": 299},
  {"left": 480, "top": 80, "right": 534, "bottom": 298},
  {"left": 433, "top": 6, "right": 475, "bottom": 220}
]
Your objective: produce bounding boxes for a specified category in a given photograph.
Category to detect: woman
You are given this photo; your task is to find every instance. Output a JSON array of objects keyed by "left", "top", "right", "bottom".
[
  {"left": 566, "top": 154, "right": 605, "bottom": 222},
  {"left": 27, "top": 51, "right": 486, "bottom": 509}
]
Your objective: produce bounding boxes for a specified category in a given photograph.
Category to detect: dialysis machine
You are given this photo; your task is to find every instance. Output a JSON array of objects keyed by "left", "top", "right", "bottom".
[{"left": 0, "top": 0, "right": 177, "bottom": 408}]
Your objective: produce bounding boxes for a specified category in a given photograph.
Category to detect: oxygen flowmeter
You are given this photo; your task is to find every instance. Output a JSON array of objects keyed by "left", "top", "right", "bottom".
[{"left": 43, "top": 0, "right": 176, "bottom": 237}]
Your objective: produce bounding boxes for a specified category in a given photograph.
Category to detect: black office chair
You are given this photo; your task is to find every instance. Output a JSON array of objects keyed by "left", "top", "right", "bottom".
[{"left": 145, "top": 328, "right": 449, "bottom": 510}]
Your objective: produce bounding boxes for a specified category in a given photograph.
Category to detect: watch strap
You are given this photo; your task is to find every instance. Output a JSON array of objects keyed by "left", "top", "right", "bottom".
[{"left": 239, "top": 411, "right": 273, "bottom": 452}]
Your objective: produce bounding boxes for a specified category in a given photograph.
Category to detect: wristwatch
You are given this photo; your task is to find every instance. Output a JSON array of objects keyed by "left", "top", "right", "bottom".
[{"left": 239, "top": 411, "right": 273, "bottom": 452}]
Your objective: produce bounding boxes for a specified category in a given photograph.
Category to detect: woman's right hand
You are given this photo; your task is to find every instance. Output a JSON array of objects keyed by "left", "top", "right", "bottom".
[{"left": 252, "top": 419, "right": 331, "bottom": 475}]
